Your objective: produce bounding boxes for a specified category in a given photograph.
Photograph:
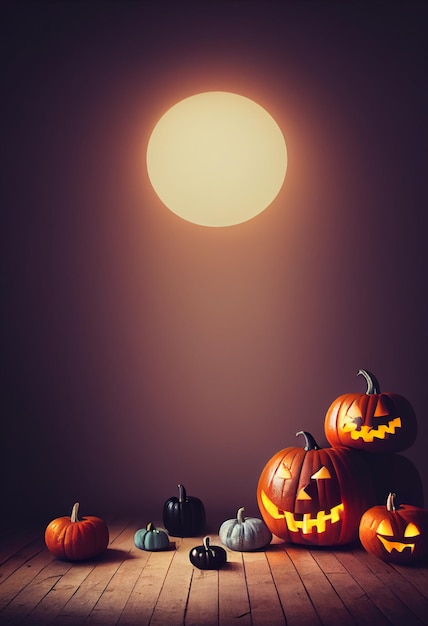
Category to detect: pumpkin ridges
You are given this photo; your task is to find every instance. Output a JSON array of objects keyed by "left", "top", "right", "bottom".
[
  {"left": 317, "top": 449, "right": 341, "bottom": 543},
  {"left": 324, "top": 394, "right": 352, "bottom": 447},
  {"left": 189, "top": 536, "right": 227, "bottom": 570},
  {"left": 287, "top": 447, "right": 304, "bottom": 514},
  {"left": 327, "top": 446, "right": 372, "bottom": 545},
  {"left": 257, "top": 434, "right": 375, "bottom": 546},
  {"left": 324, "top": 371, "right": 418, "bottom": 453},
  {"left": 162, "top": 484, "right": 205, "bottom": 537},
  {"left": 134, "top": 522, "right": 170, "bottom": 551},
  {"left": 219, "top": 507, "right": 271, "bottom": 551},
  {"left": 45, "top": 518, "right": 69, "bottom": 559},
  {"left": 359, "top": 494, "right": 428, "bottom": 564},
  {"left": 45, "top": 504, "right": 109, "bottom": 561}
]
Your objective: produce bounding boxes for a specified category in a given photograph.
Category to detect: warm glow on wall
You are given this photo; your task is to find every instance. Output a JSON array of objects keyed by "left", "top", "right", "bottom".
[{"left": 146, "top": 91, "right": 287, "bottom": 227}]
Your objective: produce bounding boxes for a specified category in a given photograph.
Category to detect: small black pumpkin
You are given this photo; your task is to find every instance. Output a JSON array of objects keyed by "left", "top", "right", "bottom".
[
  {"left": 189, "top": 536, "right": 227, "bottom": 570},
  {"left": 163, "top": 484, "right": 206, "bottom": 537}
]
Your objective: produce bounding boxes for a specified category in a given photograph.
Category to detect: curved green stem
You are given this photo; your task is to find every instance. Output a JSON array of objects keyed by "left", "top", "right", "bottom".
[
  {"left": 357, "top": 369, "right": 380, "bottom": 395},
  {"left": 296, "top": 431, "right": 320, "bottom": 451}
]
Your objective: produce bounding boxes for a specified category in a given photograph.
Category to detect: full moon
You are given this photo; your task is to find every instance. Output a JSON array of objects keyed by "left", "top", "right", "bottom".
[{"left": 146, "top": 91, "right": 287, "bottom": 227}]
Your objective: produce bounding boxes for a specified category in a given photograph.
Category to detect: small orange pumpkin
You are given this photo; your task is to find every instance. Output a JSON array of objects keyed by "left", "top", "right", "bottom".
[
  {"left": 45, "top": 502, "right": 109, "bottom": 561},
  {"left": 359, "top": 493, "right": 428, "bottom": 564},
  {"left": 324, "top": 369, "right": 417, "bottom": 453}
]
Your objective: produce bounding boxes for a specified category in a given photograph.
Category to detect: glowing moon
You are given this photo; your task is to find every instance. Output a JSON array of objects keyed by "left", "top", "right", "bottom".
[{"left": 146, "top": 91, "right": 287, "bottom": 227}]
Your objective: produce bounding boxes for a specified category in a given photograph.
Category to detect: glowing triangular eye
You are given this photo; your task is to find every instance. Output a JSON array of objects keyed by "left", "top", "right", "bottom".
[
  {"left": 373, "top": 397, "right": 389, "bottom": 417},
  {"left": 347, "top": 401, "right": 363, "bottom": 418},
  {"left": 377, "top": 519, "right": 394, "bottom": 536},
  {"left": 277, "top": 463, "right": 291, "bottom": 479},
  {"left": 404, "top": 523, "right": 420, "bottom": 537},
  {"left": 311, "top": 466, "right": 331, "bottom": 479}
]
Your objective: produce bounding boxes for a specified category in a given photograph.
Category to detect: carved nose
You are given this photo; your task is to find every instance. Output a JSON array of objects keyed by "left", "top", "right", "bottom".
[{"left": 297, "top": 487, "right": 311, "bottom": 501}]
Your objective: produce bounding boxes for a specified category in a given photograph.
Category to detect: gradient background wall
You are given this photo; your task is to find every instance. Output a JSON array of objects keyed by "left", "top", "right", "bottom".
[{"left": 2, "top": 0, "right": 427, "bottom": 530}]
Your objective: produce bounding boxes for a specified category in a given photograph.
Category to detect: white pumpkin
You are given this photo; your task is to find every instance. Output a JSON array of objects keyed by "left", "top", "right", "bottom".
[{"left": 219, "top": 507, "right": 272, "bottom": 551}]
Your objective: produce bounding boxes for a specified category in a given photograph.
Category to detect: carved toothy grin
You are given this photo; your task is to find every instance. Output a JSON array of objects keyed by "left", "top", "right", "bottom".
[
  {"left": 377, "top": 535, "right": 415, "bottom": 553},
  {"left": 343, "top": 417, "right": 401, "bottom": 442},
  {"left": 260, "top": 490, "right": 344, "bottom": 534}
]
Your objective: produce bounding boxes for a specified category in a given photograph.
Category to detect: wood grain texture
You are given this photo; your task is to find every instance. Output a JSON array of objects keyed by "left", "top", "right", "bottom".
[{"left": 1, "top": 522, "right": 427, "bottom": 625}]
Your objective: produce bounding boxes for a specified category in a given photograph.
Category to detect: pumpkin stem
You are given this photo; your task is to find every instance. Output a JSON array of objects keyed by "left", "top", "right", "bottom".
[
  {"left": 386, "top": 492, "right": 397, "bottom": 512},
  {"left": 178, "top": 484, "right": 187, "bottom": 503},
  {"left": 237, "top": 507, "right": 245, "bottom": 524},
  {"left": 296, "top": 431, "right": 320, "bottom": 451},
  {"left": 146, "top": 522, "right": 154, "bottom": 531},
  {"left": 357, "top": 369, "right": 380, "bottom": 395},
  {"left": 203, "top": 536, "right": 211, "bottom": 550},
  {"left": 70, "top": 502, "right": 80, "bottom": 523}
]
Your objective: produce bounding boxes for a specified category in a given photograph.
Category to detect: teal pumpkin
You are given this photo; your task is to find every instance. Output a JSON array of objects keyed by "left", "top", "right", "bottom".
[
  {"left": 134, "top": 522, "right": 170, "bottom": 551},
  {"left": 219, "top": 507, "right": 272, "bottom": 551}
]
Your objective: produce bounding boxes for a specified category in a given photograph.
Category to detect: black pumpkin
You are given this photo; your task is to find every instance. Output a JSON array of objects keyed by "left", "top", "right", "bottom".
[
  {"left": 355, "top": 452, "right": 424, "bottom": 508},
  {"left": 189, "top": 536, "right": 227, "bottom": 570},
  {"left": 162, "top": 484, "right": 206, "bottom": 537}
]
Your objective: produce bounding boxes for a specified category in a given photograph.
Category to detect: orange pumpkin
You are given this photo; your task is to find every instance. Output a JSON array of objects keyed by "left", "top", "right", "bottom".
[
  {"left": 257, "top": 431, "right": 374, "bottom": 546},
  {"left": 45, "top": 502, "right": 109, "bottom": 561},
  {"left": 359, "top": 493, "right": 428, "bottom": 564},
  {"left": 324, "top": 369, "right": 417, "bottom": 453}
]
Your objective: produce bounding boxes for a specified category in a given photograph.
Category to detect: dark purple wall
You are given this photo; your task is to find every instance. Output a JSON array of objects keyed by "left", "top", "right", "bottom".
[{"left": 2, "top": 1, "right": 427, "bottom": 530}]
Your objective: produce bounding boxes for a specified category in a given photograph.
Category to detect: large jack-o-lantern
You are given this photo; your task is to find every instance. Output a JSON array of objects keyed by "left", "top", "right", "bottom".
[
  {"left": 324, "top": 369, "right": 417, "bottom": 454},
  {"left": 257, "top": 431, "right": 374, "bottom": 546},
  {"left": 359, "top": 493, "right": 428, "bottom": 564}
]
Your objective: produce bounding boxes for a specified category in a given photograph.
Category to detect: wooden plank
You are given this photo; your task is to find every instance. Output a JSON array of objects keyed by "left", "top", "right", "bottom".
[
  {"left": 242, "top": 548, "right": 285, "bottom": 626},
  {"left": 219, "top": 547, "right": 251, "bottom": 626},
  {"left": 286, "top": 546, "right": 354, "bottom": 626},
  {"left": 1, "top": 523, "right": 428, "bottom": 626},
  {"left": 85, "top": 545, "right": 151, "bottom": 625},
  {"left": 0, "top": 541, "right": 52, "bottom": 616},
  {"left": 0, "top": 537, "right": 44, "bottom": 588},
  {"left": 18, "top": 520, "right": 132, "bottom": 626},
  {"left": 0, "top": 556, "right": 73, "bottom": 625},
  {"left": 351, "top": 548, "right": 428, "bottom": 624},
  {"left": 391, "top": 562, "right": 428, "bottom": 599},
  {"left": 185, "top": 568, "right": 218, "bottom": 626},
  {"left": 48, "top": 524, "right": 136, "bottom": 625},
  {"left": 0, "top": 527, "right": 43, "bottom": 567},
  {"left": 147, "top": 536, "right": 194, "bottom": 626},
  {"left": 310, "top": 548, "right": 390, "bottom": 626},
  {"left": 21, "top": 561, "right": 95, "bottom": 625},
  {"left": 117, "top": 547, "right": 176, "bottom": 626},
  {"left": 335, "top": 549, "right": 425, "bottom": 625},
  {"left": 266, "top": 544, "right": 322, "bottom": 626}
]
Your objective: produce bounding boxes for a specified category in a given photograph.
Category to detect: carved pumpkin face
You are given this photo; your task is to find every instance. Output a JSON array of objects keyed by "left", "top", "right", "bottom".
[
  {"left": 359, "top": 493, "right": 428, "bottom": 564},
  {"left": 257, "top": 432, "right": 374, "bottom": 546},
  {"left": 324, "top": 370, "right": 417, "bottom": 453}
]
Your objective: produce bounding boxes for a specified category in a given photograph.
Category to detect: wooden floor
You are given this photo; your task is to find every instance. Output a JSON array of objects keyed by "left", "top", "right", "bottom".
[{"left": 1, "top": 520, "right": 428, "bottom": 626}]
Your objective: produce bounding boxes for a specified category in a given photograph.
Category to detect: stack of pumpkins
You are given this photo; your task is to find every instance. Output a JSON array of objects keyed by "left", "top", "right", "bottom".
[
  {"left": 44, "top": 370, "right": 428, "bottom": 567},
  {"left": 257, "top": 369, "right": 428, "bottom": 564}
]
